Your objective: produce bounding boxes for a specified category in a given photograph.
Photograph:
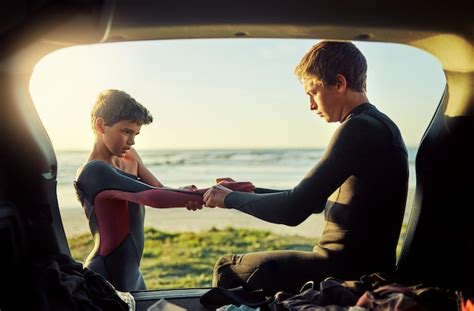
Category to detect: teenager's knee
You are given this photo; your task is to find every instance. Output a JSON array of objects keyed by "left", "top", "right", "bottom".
[
  {"left": 212, "top": 254, "right": 255, "bottom": 289},
  {"left": 212, "top": 254, "right": 279, "bottom": 292}
]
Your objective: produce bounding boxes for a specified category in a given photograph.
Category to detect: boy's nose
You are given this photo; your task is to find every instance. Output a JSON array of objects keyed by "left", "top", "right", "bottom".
[{"left": 310, "top": 98, "right": 317, "bottom": 110}]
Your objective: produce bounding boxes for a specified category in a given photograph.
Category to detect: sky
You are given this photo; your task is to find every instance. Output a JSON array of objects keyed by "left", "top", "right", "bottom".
[{"left": 29, "top": 39, "right": 446, "bottom": 150}]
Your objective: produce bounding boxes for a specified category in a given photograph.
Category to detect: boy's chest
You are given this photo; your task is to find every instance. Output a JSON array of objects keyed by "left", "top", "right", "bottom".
[{"left": 113, "top": 157, "right": 139, "bottom": 176}]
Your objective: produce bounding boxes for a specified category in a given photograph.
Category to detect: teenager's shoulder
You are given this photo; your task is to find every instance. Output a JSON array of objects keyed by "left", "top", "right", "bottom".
[
  {"left": 337, "top": 114, "right": 374, "bottom": 135},
  {"left": 342, "top": 106, "right": 395, "bottom": 133},
  {"left": 331, "top": 110, "right": 386, "bottom": 148}
]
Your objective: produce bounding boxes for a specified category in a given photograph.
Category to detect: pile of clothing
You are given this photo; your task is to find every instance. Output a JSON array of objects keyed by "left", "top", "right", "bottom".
[{"left": 201, "top": 273, "right": 463, "bottom": 310}]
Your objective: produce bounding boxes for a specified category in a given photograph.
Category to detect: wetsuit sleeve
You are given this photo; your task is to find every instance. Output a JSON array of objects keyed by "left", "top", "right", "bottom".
[
  {"left": 224, "top": 118, "right": 371, "bottom": 226},
  {"left": 254, "top": 188, "right": 288, "bottom": 194},
  {"left": 76, "top": 161, "right": 154, "bottom": 204},
  {"left": 95, "top": 181, "right": 255, "bottom": 208}
]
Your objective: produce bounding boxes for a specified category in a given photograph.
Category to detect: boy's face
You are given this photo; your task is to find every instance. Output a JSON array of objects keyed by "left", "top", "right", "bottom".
[{"left": 101, "top": 120, "right": 142, "bottom": 157}]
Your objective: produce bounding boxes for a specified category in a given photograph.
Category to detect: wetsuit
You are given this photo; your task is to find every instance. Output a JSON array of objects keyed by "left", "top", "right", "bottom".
[
  {"left": 214, "top": 103, "right": 409, "bottom": 294},
  {"left": 75, "top": 161, "right": 252, "bottom": 292}
]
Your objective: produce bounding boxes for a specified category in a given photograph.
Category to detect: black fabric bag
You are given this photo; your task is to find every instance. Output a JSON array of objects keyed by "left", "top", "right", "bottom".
[{"left": 18, "top": 254, "right": 129, "bottom": 311}]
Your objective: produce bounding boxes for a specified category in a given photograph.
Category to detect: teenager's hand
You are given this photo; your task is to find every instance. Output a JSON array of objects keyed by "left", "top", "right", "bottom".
[
  {"left": 203, "top": 184, "right": 232, "bottom": 208},
  {"left": 216, "top": 178, "right": 256, "bottom": 192},
  {"left": 217, "top": 181, "right": 255, "bottom": 193},
  {"left": 185, "top": 200, "right": 203, "bottom": 211}
]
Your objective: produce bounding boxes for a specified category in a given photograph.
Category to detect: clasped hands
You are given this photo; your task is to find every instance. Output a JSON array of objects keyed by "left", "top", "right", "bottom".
[{"left": 182, "top": 178, "right": 254, "bottom": 211}]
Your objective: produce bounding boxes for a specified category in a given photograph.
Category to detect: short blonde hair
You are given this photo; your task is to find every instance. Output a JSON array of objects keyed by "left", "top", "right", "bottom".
[{"left": 295, "top": 41, "right": 367, "bottom": 92}]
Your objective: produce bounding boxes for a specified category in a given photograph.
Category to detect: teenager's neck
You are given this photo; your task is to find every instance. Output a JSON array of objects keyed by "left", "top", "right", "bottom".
[{"left": 340, "top": 91, "right": 369, "bottom": 122}]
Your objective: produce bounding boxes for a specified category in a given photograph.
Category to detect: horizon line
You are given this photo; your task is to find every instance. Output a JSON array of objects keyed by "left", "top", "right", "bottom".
[{"left": 55, "top": 145, "right": 420, "bottom": 152}]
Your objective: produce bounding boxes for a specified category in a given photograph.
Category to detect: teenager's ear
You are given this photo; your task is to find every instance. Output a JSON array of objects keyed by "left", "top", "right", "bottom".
[
  {"left": 95, "top": 118, "right": 106, "bottom": 134},
  {"left": 335, "top": 74, "right": 347, "bottom": 93}
]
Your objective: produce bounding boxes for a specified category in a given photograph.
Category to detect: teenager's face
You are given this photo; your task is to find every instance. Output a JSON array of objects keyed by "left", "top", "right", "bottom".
[
  {"left": 102, "top": 120, "right": 142, "bottom": 157},
  {"left": 303, "top": 78, "right": 342, "bottom": 123}
]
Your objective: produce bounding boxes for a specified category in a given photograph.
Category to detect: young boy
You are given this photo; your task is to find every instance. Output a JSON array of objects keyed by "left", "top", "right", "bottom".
[{"left": 75, "top": 89, "right": 254, "bottom": 291}]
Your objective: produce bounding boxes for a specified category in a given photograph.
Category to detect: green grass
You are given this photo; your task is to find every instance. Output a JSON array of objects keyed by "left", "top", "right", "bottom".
[
  {"left": 69, "top": 225, "right": 408, "bottom": 289},
  {"left": 69, "top": 227, "right": 315, "bottom": 289}
]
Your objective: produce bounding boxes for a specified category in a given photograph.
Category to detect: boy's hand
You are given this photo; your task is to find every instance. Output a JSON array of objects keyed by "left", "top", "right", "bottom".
[
  {"left": 180, "top": 185, "right": 202, "bottom": 210},
  {"left": 185, "top": 201, "right": 203, "bottom": 211}
]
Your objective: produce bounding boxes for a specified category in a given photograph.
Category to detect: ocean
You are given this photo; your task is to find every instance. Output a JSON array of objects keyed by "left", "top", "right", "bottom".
[{"left": 57, "top": 148, "right": 417, "bottom": 238}]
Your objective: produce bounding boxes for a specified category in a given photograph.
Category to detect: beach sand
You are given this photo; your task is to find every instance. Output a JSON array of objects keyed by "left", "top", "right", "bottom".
[{"left": 60, "top": 188, "right": 415, "bottom": 238}]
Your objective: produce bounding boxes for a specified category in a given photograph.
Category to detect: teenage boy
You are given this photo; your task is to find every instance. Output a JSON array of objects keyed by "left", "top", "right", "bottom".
[{"left": 204, "top": 41, "right": 409, "bottom": 294}]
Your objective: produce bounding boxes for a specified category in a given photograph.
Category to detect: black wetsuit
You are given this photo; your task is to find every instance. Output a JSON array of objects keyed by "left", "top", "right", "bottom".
[
  {"left": 75, "top": 163, "right": 149, "bottom": 291},
  {"left": 214, "top": 103, "right": 409, "bottom": 294}
]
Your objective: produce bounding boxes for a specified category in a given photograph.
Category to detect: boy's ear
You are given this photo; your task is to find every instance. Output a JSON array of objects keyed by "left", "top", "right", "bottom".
[{"left": 95, "top": 118, "right": 106, "bottom": 134}]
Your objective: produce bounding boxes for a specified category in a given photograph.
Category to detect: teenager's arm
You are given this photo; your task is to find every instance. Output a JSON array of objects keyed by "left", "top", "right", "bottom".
[
  {"left": 216, "top": 178, "right": 286, "bottom": 194},
  {"left": 254, "top": 188, "right": 288, "bottom": 194},
  {"left": 206, "top": 118, "right": 371, "bottom": 226}
]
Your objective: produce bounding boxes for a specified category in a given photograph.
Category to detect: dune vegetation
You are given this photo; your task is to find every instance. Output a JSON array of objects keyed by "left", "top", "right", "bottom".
[
  {"left": 68, "top": 227, "right": 315, "bottom": 289},
  {"left": 69, "top": 224, "right": 407, "bottom": 289}
]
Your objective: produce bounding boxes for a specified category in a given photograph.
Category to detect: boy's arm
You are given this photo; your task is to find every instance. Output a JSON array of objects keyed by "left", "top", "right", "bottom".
[
  {"left": 131, "top": 148, "right": 164, "bottom": 187},
  {"left": 97, "top": 181, "right": 255, "bottom": 208},
  {"left": 76, "top": 161, "right": 254, "bottom": 209}
]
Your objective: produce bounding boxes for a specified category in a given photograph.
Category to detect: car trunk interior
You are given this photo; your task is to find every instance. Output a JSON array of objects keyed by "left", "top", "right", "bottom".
[{"left": 0, "top": 1, "right": 473, "bottom": 310}]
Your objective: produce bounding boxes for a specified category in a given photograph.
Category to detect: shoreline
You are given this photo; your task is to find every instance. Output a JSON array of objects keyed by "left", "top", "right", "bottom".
[{"left": 61, "top": 188, "right": 415, "bottom": 238}]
